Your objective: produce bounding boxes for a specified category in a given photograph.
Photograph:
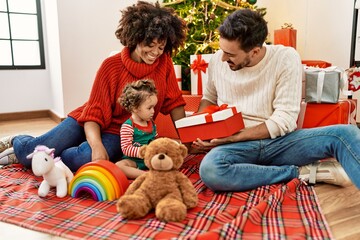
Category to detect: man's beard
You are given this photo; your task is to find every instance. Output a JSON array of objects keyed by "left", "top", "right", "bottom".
[{"left": 228, "top": 56, "right": 251, "bottom": 71}]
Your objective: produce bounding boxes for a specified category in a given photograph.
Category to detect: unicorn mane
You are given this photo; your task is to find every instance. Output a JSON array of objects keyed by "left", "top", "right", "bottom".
[{"left": 33, "top": 145, "right": 55, "bottom": 158}]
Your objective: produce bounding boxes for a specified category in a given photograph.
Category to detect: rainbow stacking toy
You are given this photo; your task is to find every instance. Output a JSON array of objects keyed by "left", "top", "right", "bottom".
[{"left": 68, "top": 160, "right": 129, "bottom": 201}]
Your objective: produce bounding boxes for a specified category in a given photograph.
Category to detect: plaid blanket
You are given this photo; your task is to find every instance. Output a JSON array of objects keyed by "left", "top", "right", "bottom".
[{"left": 0, "top": 154, "right": 332, "bottom": 240}]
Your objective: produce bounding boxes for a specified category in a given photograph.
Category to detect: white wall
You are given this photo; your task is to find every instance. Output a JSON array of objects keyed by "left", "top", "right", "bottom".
[
  {"left": 0, "top": 0, "right": 356, "bottom": 117},
  {"left": 43, "top": 0, "right": 63, "bottom": 117},
  {"left": 0, "top": 69, "right": 51, "bottom": 113}
]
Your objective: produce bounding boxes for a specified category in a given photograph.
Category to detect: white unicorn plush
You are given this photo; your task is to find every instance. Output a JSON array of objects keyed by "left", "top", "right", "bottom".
[{"left": 27, "top": 145, "right": 74, "bottom": 198}]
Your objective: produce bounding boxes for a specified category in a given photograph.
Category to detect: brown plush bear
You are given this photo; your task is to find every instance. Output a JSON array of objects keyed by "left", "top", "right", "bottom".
[{"left": 116, "top": 137, "right": 198, "bottom": 222}]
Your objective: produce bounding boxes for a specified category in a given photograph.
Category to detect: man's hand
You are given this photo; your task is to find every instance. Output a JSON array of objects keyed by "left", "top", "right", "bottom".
[
  {"left": 191, "top": 138, "right": 217, "bottom": 153},
  {"left": 192, "top": 131, "right": 244, "bottom": 151},
  {"left": 209, "top": 133, "right": 240, "bottom": 145},
  {"left": 208, "top": 123, "right": 271, "bottom": 145}
]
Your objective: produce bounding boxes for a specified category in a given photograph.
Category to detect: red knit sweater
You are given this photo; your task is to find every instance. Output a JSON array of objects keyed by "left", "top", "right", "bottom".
[{"left": 68, "top": 47, "right": 185, "bottom": 135}]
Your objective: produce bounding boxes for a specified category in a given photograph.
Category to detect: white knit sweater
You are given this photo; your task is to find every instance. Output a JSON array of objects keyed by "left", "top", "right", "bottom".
[{"left": 203, "top": 45, "right": 303, "bottom": 139}]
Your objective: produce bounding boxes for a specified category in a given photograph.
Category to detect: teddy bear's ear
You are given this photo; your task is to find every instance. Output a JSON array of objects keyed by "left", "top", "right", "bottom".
[
  {"left": 179, "top": 144, "right": 188, "bottom": 158},
  {"left": 139, "top": 145, "right": 147, "bottom": 158}
]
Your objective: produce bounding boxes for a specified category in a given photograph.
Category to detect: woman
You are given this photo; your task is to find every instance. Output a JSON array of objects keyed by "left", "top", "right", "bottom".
[{"left": 0, "top": 1, "right": 187, "bottom": 172}]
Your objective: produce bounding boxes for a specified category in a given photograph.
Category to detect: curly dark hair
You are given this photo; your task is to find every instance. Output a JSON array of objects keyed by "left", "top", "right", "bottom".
[
  {"left": 119, "top": 79, "right": 158, "bottom": 113},
  {"left": 219, "top": 9, "right": 268, "bottom": 53},
  {"left": 115, "top": 1, "right": 187, "bottom": 55}
]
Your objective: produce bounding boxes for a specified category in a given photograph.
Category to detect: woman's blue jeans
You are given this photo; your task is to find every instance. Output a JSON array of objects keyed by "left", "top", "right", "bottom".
[
  {"left": 12, "top": 117, "right": 122, "bottom": 172},
  {"left": 199, "top": 124, "right": 360, "bottom": 191}
]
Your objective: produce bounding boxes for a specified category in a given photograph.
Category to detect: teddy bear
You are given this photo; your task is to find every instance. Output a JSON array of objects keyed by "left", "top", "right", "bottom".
[{"left": 116, "top": 137, "right": 198, "bottom": 222}]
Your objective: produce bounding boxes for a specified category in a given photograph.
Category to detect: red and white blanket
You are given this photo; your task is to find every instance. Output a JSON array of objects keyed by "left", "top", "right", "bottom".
[{"left": 0, "top": 154, "right": 332, "bottom": 239}]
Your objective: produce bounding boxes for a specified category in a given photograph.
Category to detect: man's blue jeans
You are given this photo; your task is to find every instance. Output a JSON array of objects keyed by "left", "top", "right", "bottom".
[
  {"left": 199, "top": 124, "right": 360, "bottom": 191},
  {"left": 12, "top": 117, "right": 122, "bottom": 172}
]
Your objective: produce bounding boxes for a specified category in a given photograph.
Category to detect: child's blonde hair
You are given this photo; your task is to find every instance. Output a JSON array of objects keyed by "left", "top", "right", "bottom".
[{"left": 119, "top": 79, "right": 158, "bottom": 112}]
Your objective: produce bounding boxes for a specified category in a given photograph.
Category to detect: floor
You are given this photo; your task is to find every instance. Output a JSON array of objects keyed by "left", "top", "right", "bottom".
[
  {"left": 0, "top": 222, "right": 68, "bottom": 240},
  {"left": 0, "top": 118, "right": 69, "bottom": 239}
]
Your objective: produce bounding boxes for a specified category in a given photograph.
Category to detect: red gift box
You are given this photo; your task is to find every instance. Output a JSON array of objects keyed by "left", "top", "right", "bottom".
[
  {"left": 175, "top": 106, "right": 245, "bottom": 143},
  {"left": 302, "top": 60, "right": 332, "bottom": 68},
  {"left": 297, "top": 99, "right": 357, "bottom": 129},
  {"left": 155, "top": 95, "right": 202, "bottom": 139},
  {"left": 274, "top": 28, "right": 297, "bottom": 49}
]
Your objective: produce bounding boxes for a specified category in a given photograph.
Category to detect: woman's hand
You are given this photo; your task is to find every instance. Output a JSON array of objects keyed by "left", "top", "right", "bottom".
[
  {"left": 91, "top": 143, "right": 109, "bottom": 161},
  {"left": 84, "top": 121, "right": 109, "bottom": 161}
]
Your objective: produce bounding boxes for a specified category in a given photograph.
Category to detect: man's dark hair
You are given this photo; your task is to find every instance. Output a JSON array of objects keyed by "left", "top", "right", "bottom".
[
  {"left": 115, "top": 1, "right": 187, "bottom": 55},
  {"left": 219, "top": 9, "right": 268, "bottom": 52}
]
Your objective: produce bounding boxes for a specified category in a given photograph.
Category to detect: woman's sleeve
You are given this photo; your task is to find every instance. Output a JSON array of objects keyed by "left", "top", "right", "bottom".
[{"left": 77, "top": 57, "right": 117, "bottom": 129}]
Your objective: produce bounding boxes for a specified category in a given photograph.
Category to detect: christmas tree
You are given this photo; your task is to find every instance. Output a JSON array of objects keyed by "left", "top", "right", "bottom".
[{"left": 162, "top": 0, "right": 266, "bottom": 90}]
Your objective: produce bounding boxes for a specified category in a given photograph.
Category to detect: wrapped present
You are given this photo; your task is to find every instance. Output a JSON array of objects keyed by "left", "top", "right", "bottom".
[
  {"left": 302, "top": 60, "right": 332, "bottom": 68},
  {"left": 274, "top": 23, "right": 297, "bottom": 49},
  {"left": 304, "top": 66, "right": 345, "bottom": 103},
  {"left": 174, "top": 64, "right": 182, "bottom": 90},
  {"left": 155, "top": 95, "right": 202, "bottom": 139},
  {"left": 175, "top": 105, "right": 245, "bottom": 143},
  {"left": 301, "top": 61, "right": 332, "bottom": 99},
  {"left": 297, "top": 99, "right": 357, "bottom": 129},
  {"left": 190, "top": 54, "right": 213, "bottom": 95}
]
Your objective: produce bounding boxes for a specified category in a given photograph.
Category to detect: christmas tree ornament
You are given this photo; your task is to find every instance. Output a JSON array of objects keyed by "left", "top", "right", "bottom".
[
  {"left": 348, "top": 68, "right": 360, "bottom": 92},
  {"left": 248, "top": 0, "right": 257, "bottom": 5}
]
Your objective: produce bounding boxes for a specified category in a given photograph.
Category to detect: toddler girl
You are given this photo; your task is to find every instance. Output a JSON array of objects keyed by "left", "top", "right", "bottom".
[{"left": 116, "top": 79, "right": 158, "bottom": 179}]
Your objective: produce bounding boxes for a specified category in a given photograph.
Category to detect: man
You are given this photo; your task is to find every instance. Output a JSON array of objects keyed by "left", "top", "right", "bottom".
[{"left": 193, "top": 9, "right": 360, "bottom": 192}]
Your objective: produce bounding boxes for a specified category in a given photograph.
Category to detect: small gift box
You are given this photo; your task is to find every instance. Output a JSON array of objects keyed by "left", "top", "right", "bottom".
[
  {"left": 297, "top": 99, "right": 357, "bottom": 129},
  {"left": 190, "top": 54, "right": 213, "bottom": 95},
  {"left": 174, "top": 64, "right": 182, "bottom": 90},
  {"left": 175, "top": 105, "right": 245, "bottom": 143},
  {"left": 304, "top": 66, "right": 344, "bottom": 103},
  {"left": 274, "top": 23, "right": 297, "bottom": 49}
]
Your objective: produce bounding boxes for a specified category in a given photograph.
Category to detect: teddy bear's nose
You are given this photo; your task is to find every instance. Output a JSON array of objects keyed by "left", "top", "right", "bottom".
[{"left": 158, "top": 154, "right": 165, "bottom": 160}]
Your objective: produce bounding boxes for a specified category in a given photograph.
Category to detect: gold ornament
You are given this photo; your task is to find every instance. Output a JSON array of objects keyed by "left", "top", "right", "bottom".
[
  {"left": 161, "top": 0, "right": 185, "bottom": 6},
  {"left": 281, "top": 23, "right": 294, "bottom": 29}
]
